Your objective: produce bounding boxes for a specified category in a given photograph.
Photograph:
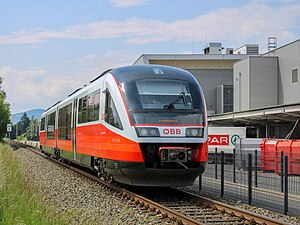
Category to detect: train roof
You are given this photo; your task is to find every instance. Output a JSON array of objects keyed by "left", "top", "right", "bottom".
[
  {"left": 41, "top": 65, "right": 198, "bottom": 117},
  {"left": 111, "top": 64, "right": 197, "bottom": 84}
]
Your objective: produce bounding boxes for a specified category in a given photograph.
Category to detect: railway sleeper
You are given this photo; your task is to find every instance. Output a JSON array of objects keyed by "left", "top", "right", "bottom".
[
  {"left": 182, "top": 210, "right": 220, "bottom": 215},
  {"left": 204, "top": 218, "right": 244, "bottom": 223},
  {"left": 167, "top": 205, "right": 199, "bottom": 209},
  {"left": 195, "top": 215, "right": 240, "bottom": 220}
]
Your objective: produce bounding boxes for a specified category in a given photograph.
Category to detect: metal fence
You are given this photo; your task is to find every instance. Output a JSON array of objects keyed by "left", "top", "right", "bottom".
[{"left": 199, "top": 148, "right": 300, "bottom": 216}]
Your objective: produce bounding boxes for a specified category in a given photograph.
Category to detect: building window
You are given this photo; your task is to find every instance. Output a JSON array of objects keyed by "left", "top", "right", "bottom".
[
  {"left": 292, "top": 68, "right": 298, "bottom": 83},
  {"left": 223, "top": 85, "right": 233, "bottom": 113}
]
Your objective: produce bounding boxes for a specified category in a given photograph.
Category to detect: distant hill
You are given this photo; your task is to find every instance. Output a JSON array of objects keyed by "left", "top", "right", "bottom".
[{"left": 11, "top": 108, "right": 45, "bottom": 124}]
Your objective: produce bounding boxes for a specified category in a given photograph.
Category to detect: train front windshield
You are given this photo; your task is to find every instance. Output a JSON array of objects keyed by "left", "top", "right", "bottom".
[{"left": 122, "top": 79, "right": 205, "bottom": 125}]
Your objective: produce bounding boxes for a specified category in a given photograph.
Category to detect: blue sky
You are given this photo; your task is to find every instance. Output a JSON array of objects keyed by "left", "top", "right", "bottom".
[{"left": 0, "top": 0, "right": 299, "bottom": 113}]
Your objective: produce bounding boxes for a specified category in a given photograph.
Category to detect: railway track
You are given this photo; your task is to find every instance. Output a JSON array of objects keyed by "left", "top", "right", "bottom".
[{"left": 11, "top": 141, "right": 288, "bottom": 225}]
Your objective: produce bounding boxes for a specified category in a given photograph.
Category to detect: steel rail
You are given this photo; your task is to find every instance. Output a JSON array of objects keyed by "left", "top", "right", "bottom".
[
  {"left": 13, "top": 141, "right": 289, "bottom": 225},
  {"left": 181, "top": 190, "right": 288, "bottom": 225}
]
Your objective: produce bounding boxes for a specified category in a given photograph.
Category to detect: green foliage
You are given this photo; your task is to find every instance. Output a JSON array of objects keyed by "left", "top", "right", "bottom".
[
  {"left": 12, "top": 112, "right": 31, "bottom": 138},
  {"left": 27, "top": 116, "right": 39, "bottom": 140},
  {"left": 0, "top": 77, "right": 11, "bottom": 141},
  {"left": 19, "top": 112, "right": 30, "bottom": 134},
  {"left": 10, "top": 115, "right": 39, "bottom": 140},
  {"left": 0, "top": 144, "right": 69, "bottom": 225}
]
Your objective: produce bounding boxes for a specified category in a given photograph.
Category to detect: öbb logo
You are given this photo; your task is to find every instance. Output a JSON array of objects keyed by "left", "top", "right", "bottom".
[{"left": 163, "top": 128, "right": 181, "bottom": 135}]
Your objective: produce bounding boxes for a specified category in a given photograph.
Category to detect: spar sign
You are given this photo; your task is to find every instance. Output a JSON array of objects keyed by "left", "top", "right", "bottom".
[
  {"left": 208, "top": 135, "right": 229, "bottom": 145},
  {"left": 208, "top": 134, "right": 240, "bottom": 145},
  {"left": 208, "top": 127, "right": 246, "bottom": 153}
]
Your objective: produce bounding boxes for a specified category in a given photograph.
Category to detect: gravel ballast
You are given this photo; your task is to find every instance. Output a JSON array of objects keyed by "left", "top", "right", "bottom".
[
  {"left": 15, "top": 148, "right": 173, "bottom": 225},
  {"left": 179, "top": 186, "right": 300, "bottom": 225},
  {"left": 15, "top": 146, "right": 299, "bottom": 224}
]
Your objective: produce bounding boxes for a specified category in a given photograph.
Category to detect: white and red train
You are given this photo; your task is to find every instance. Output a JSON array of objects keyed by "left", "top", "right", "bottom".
[{"left": 39, "top": 65, "right": 208, "bottom": 186}]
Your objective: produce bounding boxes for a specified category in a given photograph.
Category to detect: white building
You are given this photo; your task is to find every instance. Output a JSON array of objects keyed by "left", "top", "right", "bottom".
[
  {"left": 133, "top": 40, "right": 300, "bottom": 138},
  {"left": 211, "top": 39, "right": 300, "bottom": 138}
]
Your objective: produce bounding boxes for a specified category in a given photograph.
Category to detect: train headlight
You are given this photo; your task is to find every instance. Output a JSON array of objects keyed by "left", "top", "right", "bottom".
[
  {"left": 149, "top": 129, "right": 157, "bottom": 136},
  {"left": 140, "top": 128, "right": 148, "bottom": 136},
  {"left": 186, "top": 128, "right": 203, "bottom": 137},
  {"left": 136, "top": 127, "right": 160, "bottom": 137}
]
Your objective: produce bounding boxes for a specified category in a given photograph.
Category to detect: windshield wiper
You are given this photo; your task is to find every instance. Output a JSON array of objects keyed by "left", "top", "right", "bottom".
[{"left": 164, "top": 92, "right": 186, "bottom": 110}]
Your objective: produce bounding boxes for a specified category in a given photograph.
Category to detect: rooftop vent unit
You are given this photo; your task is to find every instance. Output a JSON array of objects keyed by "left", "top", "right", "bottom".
[
  {"left": 203, "top": 42, "right": 224, "bottom": 55},
  {"left": 226, "top": 48, "right": 233, "bottom": 54},
  {"left": 268, "top": 37, "right": 277, "bottom": 52},
  {"left": 233, "top": 44, "right": 259, "bottom": 55}
]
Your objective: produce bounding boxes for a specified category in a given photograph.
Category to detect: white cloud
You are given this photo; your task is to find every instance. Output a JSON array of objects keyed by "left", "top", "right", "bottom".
[
  {"left": 0, "top": 50, "right": 137, "bottom": 113},
  {"left": 108, "top": 0, "right": 150, "bottom": 8},
  {"left": 84, "top": 54, "right": 97, "bottom": 61},
  {"left": 0, "top": 66, "right": 81, "bottom": 112},
  {"left": 78, "top": 50, "right": 138, "bottom": 78},
  {"left": 79, "top": 54, "right": 97, "bottom": 62},
  {"left": 0, "top": 2, "right": 299, "bottom": 48}
]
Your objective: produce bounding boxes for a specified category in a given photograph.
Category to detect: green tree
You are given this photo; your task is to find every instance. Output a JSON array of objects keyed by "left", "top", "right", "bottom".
[
  {"left": 0, "top": 76, "right": 11, "bottom": 141},
  {"left": 17, "top": 112, "right": 30, "bottom": 135},
  {"left": 27, "top": 116, "right": 39, "bottom": 140}
]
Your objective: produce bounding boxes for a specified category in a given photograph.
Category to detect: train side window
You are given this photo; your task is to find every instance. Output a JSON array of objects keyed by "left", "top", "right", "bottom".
[
  {"left": 87, "top": 94, "right": 93, "bottom": 122},
  {"left": 58, "top": 103, "right": 72, "bottom": 140},
  {"left": 58, "top": 107, "right": 65, "bottom": 139},
  {"left": 40, "top": 117, "right": 45, "bottom": 131},
  {"left": 47, "top": 112, "right": 56, "bottom": 139},
  {"left": 93, "top": 91, "right": 100, "bottom": 121},
  {"left": 78, "top": 96, "right": 88, "bottom": 123},
  {"left": 79, "top": 90, "right": 100, "bottom": 123},
  {"left": 105, "top": 90, "right": 123, "bottom": 130},
  {"left": 78, "top": 98, "right": 82, "bottom": 123}
]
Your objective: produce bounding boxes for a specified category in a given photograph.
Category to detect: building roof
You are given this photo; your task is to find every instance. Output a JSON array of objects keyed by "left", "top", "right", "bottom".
[
  {"left": 208, "top": 103, "right": 300, "bottom": 125},
  {"left": 133, "top": 53, "right": 249, "bottom": 65}
]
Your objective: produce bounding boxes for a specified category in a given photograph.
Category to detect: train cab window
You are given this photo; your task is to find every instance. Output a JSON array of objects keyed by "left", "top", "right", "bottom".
[
  {"left": 40, "top": 117, "right": 45, "bottom": 131},
  {"left": 136, "top": 80, "right": 193, "bottom": 110},
  {"left": 122, "top": 79, "right": 205, "bottom": 125},
  {"left": 47, "top": 112, "right": 56, "bottom": 139},
  {"left": 78, "top": 96, "right": 88, "bottom": 123},
  {"left": 105, "top": 90, "right": 123, "bottom": 130},
  {"left": 58, "top": 104, "right": 72, "bottom": 140},
  {"left": 93, "top": 91, "right": 100, "bottom": 121}
]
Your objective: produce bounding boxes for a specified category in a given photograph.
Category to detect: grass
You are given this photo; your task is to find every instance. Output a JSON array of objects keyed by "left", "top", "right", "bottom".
[
  {"left": 0, "top": 144, "right": 164, "bottom": 225},
  {"left": 0, "top": 144, "right": 69, "bottom": 225}
]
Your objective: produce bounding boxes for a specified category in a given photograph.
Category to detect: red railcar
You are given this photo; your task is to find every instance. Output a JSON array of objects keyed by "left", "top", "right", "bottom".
[{"left": 40, "top": 65, "right": 208, "bottom": 186}]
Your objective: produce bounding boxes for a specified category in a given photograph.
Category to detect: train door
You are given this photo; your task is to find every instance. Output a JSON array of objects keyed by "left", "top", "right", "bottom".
[
  {"left": 45, "top": 115, "right": 48, "bottom": 147},
  {"left": 72, "top": 99, "right": 78, "bottom": 160},
  {"left": 55, "top": 107, "right": 59, "bottom": 148}
]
